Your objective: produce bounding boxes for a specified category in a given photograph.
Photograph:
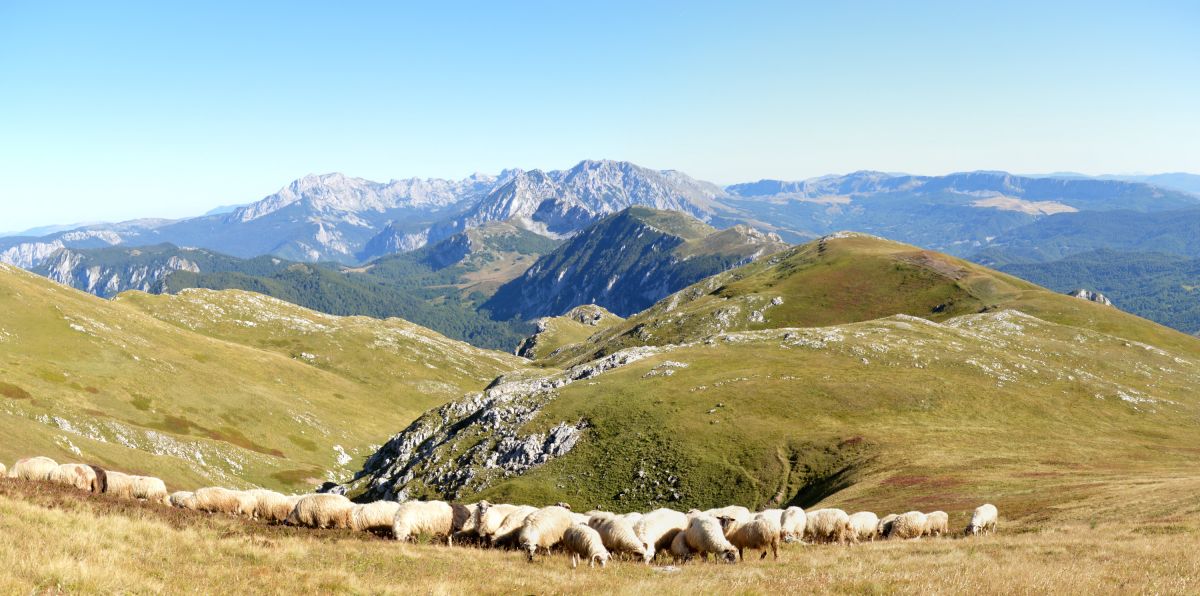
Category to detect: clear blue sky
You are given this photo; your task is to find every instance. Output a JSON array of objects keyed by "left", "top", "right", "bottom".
[{"left": 1, "top": 1, "right": 1196, "bottom": 231}]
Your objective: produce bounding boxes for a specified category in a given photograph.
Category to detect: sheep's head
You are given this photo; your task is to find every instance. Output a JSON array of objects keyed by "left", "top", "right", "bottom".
[
  {"left": 594, "top": 554, "right": 608, "bottom": 568},
  {"left": 641, "top": 543, "right": 655, "bottom": 564},
  {"left": 717, "top": 516, "right": 736, "bottom": 531},
  {"left": 555, "top": 502, "right": 572, "bottom": 510},
  {"left": 965, "top": 524, "right": 979, "bottom": 536},
  {"left": 721, "top": 549, "right": 738, "bottom": 563}
]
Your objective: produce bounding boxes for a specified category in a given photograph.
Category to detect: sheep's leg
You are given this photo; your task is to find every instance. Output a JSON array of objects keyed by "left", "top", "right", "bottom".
[{"left": 571, "top": 553, "right": 579, "bottom": 569}]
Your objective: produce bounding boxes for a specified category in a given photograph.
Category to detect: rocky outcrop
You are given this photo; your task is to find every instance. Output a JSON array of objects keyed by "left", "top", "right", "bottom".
[
  {"left": 335, "top": 345, "right": 666, "bottom": 501},
  {"left": 1068, "top": 288, "right": 1114, "bottom": 307}
]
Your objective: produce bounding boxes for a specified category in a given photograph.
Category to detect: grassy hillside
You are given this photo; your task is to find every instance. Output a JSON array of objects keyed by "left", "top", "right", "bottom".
[
  {"left": 0, "top": 264, "right": 526, "bottom": 492},
  {"left": 515, "top": 305, "right": 624, "bottom": 361},
  {"left": 548, "top": 232, "right": 1200, "bottom": 366}
]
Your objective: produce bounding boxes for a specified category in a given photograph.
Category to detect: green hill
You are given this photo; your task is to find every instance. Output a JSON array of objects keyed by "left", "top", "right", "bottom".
[
  {"left": 0, "top": 264, "right": 526, "bottom": 492},
  {"left": 341, "top": 234, "right": 1200, "bottom": 521},
  {"left": 514, "top": 305, "right": 624, "bottom": 360}
]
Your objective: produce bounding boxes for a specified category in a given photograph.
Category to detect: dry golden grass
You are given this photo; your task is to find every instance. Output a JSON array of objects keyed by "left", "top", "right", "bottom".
[{"left": 2, "top": 478, "right": 1199, "bottom": 594}]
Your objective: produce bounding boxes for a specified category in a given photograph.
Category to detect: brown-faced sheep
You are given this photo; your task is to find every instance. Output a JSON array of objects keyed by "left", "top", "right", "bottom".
[
  {"left": 8, "top": 456, "right": 58, "bottom": 481},
  {"left": 392, "top": 500, "right": 455, "bottom": 543},
  {"left": 924, "top": 511, "right": 949, "bottom": 537},
  {"left": 805, "top": 508, "right": 853, "bottom": 544},
  {"left": 886, "top": 511, "right": 928, "bottom": 540},
  {"left": 848, "top": 511, "right": 881, "bottom": 542},
  {"left": 48, "top": 463, "right": 98, "bottom": 492},
  {"left": 491, "top": 505, "right": 539, "bottom": 548},
  {"left": 720, "top": 516, "right": 780, "bottom": 561},
  {"left": 684, "top": 514, "right": 738, "bottom": 563},
  {"left": 351, "top": 500, "right": 402, "bottom": 535},
  {"left": 287, "top": 494, "right": 353, "bottom": 529},
  {"left": 587, "top": 512, "right": 647, "bottom": 561},
  {"left": 633, "top": 508, "right": 689, "bottom": 563},
  {"left": 780, "top": 506, "right": 806, "bottom": 542},
  {"left": 519, "top": 505, "right": 574, "bottom": 561},
  {"left": 194, "top": 487, "right": 257, "bottom": 516},
  {"left": 965, "top": 504, "right": 998, "bottom": 536},
  {"left": 562, "top": 524, "right": 610, "bottom": 568}
]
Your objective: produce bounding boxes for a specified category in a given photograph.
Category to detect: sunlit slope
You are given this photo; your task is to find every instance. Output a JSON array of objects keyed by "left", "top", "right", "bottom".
[
  {"left": 0, "top": 265, "right": 525, "bottom": 491},
  {"left": 547, "top": 233, "right": 1200, "bottom": 366}
]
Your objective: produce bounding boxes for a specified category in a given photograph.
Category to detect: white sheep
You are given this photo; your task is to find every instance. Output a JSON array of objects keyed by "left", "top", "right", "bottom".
[
  {"left": 286, "top": 493, "right": 354, "bottom": 529},
  {"left": 755, "top": 508, "right": 783, "bottom": 525},
  {"left": 351, "top": 500, "right": 402, "bottom": 534},
  {"left": 392, "top": 500, "right": 455, "bottom": 543},
  {"left": 8, "top": 456, "right": 58, "bottom": 481},
  {"left": 704, "top": 505, "right": 751, "bottom": 524},
  {"left": 450, "top": 502, "right": 489, "bottom": 544},
  {"left": 169, "top": 491, "right": 198, "bottom": 510},
  {"left": 477, "top": 503, "right": 520, "bottom": 541},
  {"left": 780, "top": 506, "right": 807, "bottom": 542},
  {"left": 670, "top": 527, "right": 695, "bottom": 563},
  {"left": 720, "top": 516, "right": 780, "bottom": 561},
  {"left": 490, "top": 505, "right": 539, "bottom": 548},
  {"left": 965, "top": 504, "right": 998, "bottom": 536},
  {"left": 130, "top": 476, "right": 170, "bottom": 505},
  {"left": 617, "top": 512, "right": 643, "bottom": 527},
  {"left": 924, "top": 511, "right": 949, "bottom": 537},
  {"left": 587, "top": 512, "right": 646, "bottom": 560},
  {"left": 886, "top": 511, "right": 927, "bottom": 540},
  {"left": 562, "top": 524, "right": 610, "bottom": 568},
  {"left": 104, "top": 470, "right": 136, "bottom": 499},
  {"left": 0, "top": 462, "right": 5, "bottom": 477},
  {"left": 194, "top": 487, "right": 257, "bottom": 516},
  {"left": 805, "top": 508, "right": 853, "bottom": 544},
  {"left": 684, "top": 514, "right": 738, "bottom": 563},
  {"left": 633, "top": 508, "right": 689, "bottom": 563},
  {"left": 519, "top": 505, "right": 574, "bottom": 561},
  {"left": 247, "top": 489, "right": 300, "bottom": 523},
  {"left": 48, "top": 463, "right": 98, "bottom": 492},
  {"left": 848, "top": 511, "right": 881, "bottom": 542}
]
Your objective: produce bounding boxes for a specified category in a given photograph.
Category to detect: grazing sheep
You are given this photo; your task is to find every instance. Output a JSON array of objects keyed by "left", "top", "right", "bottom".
[
  {"left": 477, "top": 503, "right": 520, "bottom": 541},
  {"left": 562, "top": 524, "right": 610, "bottom": 568},
  {"left": 965, "top": 504, "right": 998, "bottom": 536},
  {"left": 49, "top": 463, "right": 98, "bottom": 492},
  {"left": 87, "top": 465, "right": 107, "bottom": 494},
  {"left": 617, "top": 512, "right": 643, "bottom": 527},
  {"left": 633, "top": 508, "right": 689, "bottom": 563},
  {"left": 351, "top": 500, "right": 402, "bottom": 535},
  {"left": 780, "top": 506, "right": 807, "bottom": 543},
  {"left": 247, "top": 489, "right": 299, "bottom": 523},
  {"left": 720, "top": 516, "right": 780, "bottom": 561},
  {"left": 0, "top": 462, "right": 5, "bottom": 477},
  {"left": 169, "top": 491, "right": 198, "bottom": 510},
  {"left": 194, "top": 487, "right": 257, "bottom": 516},
  {"left": 878, "top": 513, "right": 899, "bottom": 537},
  {"left": 587, "top": 512, "right": 647, "bottom": 560},
  {"left": 704, "top": 505, "right": 751, "bottom": 524},
  {"left": 8, "top": 456, "right": 58, "bottom": 481},
  {"left": 130, "top": 476, "right": 170, "bottom": 505},
  {"left": 670, "top": 527, "right": 695, "bottom": 563},
  {"left": 684, "top": 515, "right": 738, "bottom": 563},
  {"left": 924, "top": 511, "right": 949, "bottom": 537},
  {"left": 886, "top": 511, "right": 928, "bottom": 540},
  {"left": 848, "top": 511, "right": 881, "bottom": 542},
  {"left": 104, "top": 470, "right": 136, "bottom": 499},
  {"left": 805, "top": 508, "right": 853, "bottom": 544},
  {"left": 392, "top": 500, "right": 455, "bottom": 543},
  {"left": 450, "top": 502, "right": 489, "bottom": 544},
  {"left": 755, "top": 508, "right": 783, "bottom": 526},
  {"left": 287, "top": 493, "right": 353, "bottom": 529},
  {"left": 491, "top": 505, "right": 539, "bottom": 548},
  {"left": 519, "top": 505, "right": 574, "bottom": 561}
]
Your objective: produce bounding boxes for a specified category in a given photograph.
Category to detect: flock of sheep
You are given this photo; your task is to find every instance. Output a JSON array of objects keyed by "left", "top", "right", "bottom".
[{"left": 5, "top": 456, "right": 1000, "bottom": 568}]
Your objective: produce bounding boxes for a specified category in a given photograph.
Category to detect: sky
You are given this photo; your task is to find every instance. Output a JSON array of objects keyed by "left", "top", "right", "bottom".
[{"left": 0, "top": 1, "right": 1197, "bottom": 231}]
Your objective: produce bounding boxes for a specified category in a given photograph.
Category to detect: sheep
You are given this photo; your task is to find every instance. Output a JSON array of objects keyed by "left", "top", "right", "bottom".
[
  {"left": 519, "top": 505, "right": 574, "bottom": 561},
  {"left": 720, "top": 516, "right": 780, "bottom": 561},
  {"left": 104, "top": 471, "right": 136, "bottom": 499},
  {"left": 88, "top": 465, "right": 107, "bottom": 494},
  {"left": 924, "top": 511, "right": 949, "bottom": 537},
  {"left": 669, "top": 527, "right": 695, "bottom": 563},
  {"left": 392, "top": 500, "right": 455, "bottom": 543},
  {"left": 805, "top": 508, "right": 853, "bottom": 544},
  {"left": 848, "top": 511, "right": 881, "bottom": 542},
  {"left": 49, "top": 463, "right": 98, "bottom": 492},
  {"left": 477, "top": 503, "right": 519, "bottom": 542},
  {"left": 170, "top": 491, "right": 198, "bottom": 509},
  {"left": 886, "top": 511, "right": 928, "bottom": 540},
  {"left": 587, "top": 512, "right": 647, "bottom": 561},
  {"left": 562, "top": 524, "right": 610, "bottom": 568},
  {"left": 617, "top": 512, "right": 643, "bottom": 527},
  {"left": 286, "top": 493, "right": 353, "bottom": 529},
  {"left": 0, "top": 462, "right": 5, "bottom": 477},
  {"left": 491, "top": 505, "right": 539, "bottom": 548},
  {"left": 755, "top": 508, "right": 783, "bottom": 526},
  {"left": 704, "top": 505, "right": 751, "bottom": 524},
  {"left": 8, "top": 456, "right": 58, "bottom": 481},
  {"left": 684, "top": 514, "right": 738, "bottom": 563},
  {"left": 248, "top": 489, "right": 300, "bottom": 523},
  {"left": 878, "top": 513, "right": 899, "bottom": 537},
  {"left": 194, "top": 487, "right": 257, "bottom": 516},
  {"left": 633, "top": 508, "right": 689, "bottom": 563},
  {"left": 965, "top": 504, "right": 998, "bottom": 536},
  {"left": 351, "top": 500, "right": 402, "bottom": 535},
  {"left": 780, "top": 506, "right": 806, "bottom": 542},
  {"left": 131, "top": 476, "right": 170, "bottom": 505},
  {"left": 450, "top": 502, "right": 489, "bottom": 544}
]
